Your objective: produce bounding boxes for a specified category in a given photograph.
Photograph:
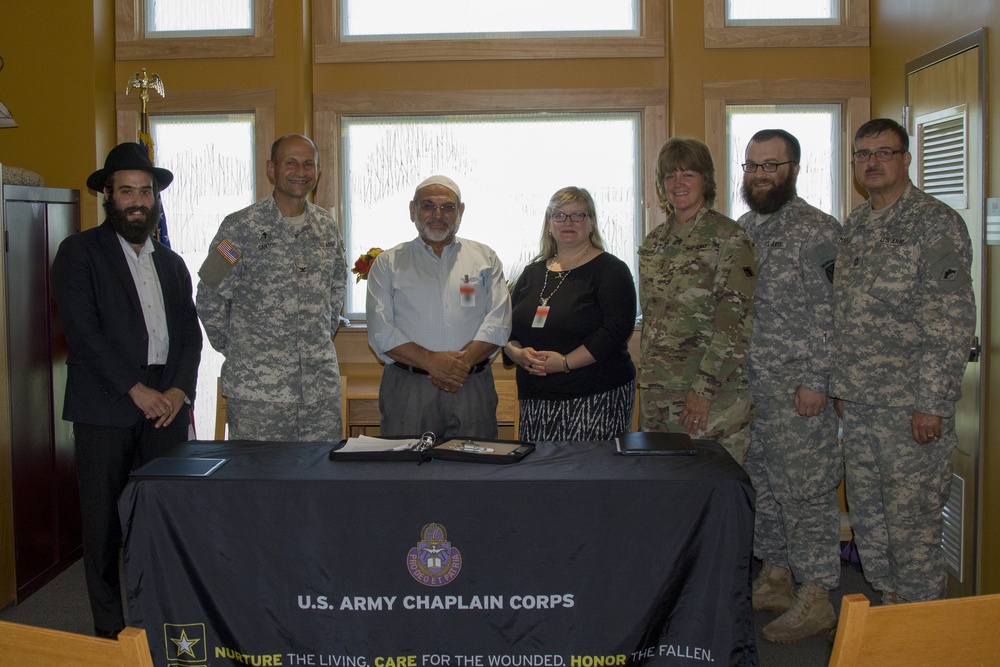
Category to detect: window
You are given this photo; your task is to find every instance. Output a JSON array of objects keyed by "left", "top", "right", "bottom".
[
  {"left": 115, "top": 0, "right": 273, "bottom": 59},
  {"left": 703, "top": 78, "right": 870, "bottom": 219},
  {"left": 315, "top": 88, "right": 669, "bottom": 319},
  {"left": 339, "top": 0, "right": 638, "bottom": 40},
  {"left": 704, "top": 0, "right": 868, "bottom": 48},
  {"left": 341, "top": 113, "right": 641, "bottom": 318},
  {"left": 314, "top": 0, "right": 664, "bottom": 62},
  {"left": 145, "top": 0, "right": 252, "bottom": 37},
  {"left": 726, "top": 0, "right": 839, "bottom": 25},
  {"left": 726, "top": 104, "right": 842, "bottom": 221},
  {"left": 148, "top": 115, "right": 256, "bottom": 439}
]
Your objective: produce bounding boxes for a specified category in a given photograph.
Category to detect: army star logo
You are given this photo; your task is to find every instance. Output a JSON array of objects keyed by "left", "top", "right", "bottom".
[{"left": 171, "top": 628, "right": 201, "bottom": 658}]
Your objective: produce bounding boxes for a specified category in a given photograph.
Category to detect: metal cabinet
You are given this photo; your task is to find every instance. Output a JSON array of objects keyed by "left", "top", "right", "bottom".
[{"left": 0, "top": 179, "right": 81, "bottom": 606}]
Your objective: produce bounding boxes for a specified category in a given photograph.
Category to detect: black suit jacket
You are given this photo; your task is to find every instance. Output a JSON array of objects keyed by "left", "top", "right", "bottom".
[{"left": 51, "top": 221, "right": 202, "bottom": 427}]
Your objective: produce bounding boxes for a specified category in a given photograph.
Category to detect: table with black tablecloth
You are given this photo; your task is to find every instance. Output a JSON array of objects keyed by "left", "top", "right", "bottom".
[{"left": 120, "top": 439, "right": 757, "bottom": 667}]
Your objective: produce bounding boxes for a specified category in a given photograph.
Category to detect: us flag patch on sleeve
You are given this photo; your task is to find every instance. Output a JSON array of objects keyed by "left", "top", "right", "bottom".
[
  {"left": 199, "top": 238, "right": 243, "bottom": 289},
  {"left": 216, "top": 239, "right": 242, "bottom": 264}
]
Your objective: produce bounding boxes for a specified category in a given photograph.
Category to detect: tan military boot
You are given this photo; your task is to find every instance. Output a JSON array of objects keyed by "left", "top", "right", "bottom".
[
  {"left": 762, "top": 582, "right": 837, "bottom": 644},
  {"left": 752, "top": 561, "right": 795, "bottom": 612}
]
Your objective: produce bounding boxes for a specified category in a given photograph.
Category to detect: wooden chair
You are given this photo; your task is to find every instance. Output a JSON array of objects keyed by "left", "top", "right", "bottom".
[
  {"left": 225, "top": 372, "right": 519, "bottom": 440},
  {"left": 828, "top": 592, "right": 1000, "bottom": 666},
  {"left": 0, "top": 621, "right": 154, "bottom": 667},
  {"left": 494, "top": 377, "right": 519, "bottom": 439},
  {"left": 214, "top": 376, "right": 227, "bottom": 440}
]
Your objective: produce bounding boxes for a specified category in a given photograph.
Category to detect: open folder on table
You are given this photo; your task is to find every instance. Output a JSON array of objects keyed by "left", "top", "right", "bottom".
[{"left": 330, "top": 435, "right": 535, "bottom": 464}]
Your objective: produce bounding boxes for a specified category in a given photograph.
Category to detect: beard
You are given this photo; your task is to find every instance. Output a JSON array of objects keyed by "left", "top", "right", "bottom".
[
  {"left": 741, "top": 173, "right": 797, "bottom": 215},
  {"left": 104, "top": 196, "right": 161, "bottom": 245},
  {"left": 416, "top": 218, "right": 459, "bottom": 245}
]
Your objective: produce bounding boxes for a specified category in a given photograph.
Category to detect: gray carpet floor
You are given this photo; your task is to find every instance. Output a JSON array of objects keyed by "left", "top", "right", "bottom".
[{"left": 0, "top": 556, "right": 876, "bottom": 666}]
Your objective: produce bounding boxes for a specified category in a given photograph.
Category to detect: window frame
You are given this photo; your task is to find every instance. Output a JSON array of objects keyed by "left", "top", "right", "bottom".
[
  {"left": 703, "top": 78, "right": 871, "bottom": 220},
  {"left": 115, "top": 0, "right": 274, "bottom": 59},
  {"left": 703, "top": 0, "right": 869, "bottom": 48},
  {"left": 313, "top": 88, "right": 669, "bottom": 242},
  {"left": 313, "top": 0, "right": 665, "bottom": 63},
  {"left": 115, "top": 87, "right": 276, "bottom": 199}
]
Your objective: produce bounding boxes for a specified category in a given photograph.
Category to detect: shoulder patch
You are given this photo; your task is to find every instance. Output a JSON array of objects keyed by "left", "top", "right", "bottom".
[
  {"left": 198, "top": 239, "right": 242, "bottom": 290},
  {"left": 807, "top": 240, "right": 838, "bottom": 285},
  {"left": 727, "top": 240, "right": 757, "bottom": 297}
]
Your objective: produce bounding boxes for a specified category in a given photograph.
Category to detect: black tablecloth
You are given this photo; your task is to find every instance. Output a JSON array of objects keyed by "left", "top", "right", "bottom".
[{"left": 121, "top": 439, "right": 757, "bottom": 667}]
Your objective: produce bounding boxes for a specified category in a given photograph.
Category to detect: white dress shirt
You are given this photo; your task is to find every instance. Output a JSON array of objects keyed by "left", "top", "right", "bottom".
[
  {"left": 117, "top": 234, "right": 169, "bottom": 365},
  {"left": 366, "top": 236, "right": 511, "bottom": 364}
]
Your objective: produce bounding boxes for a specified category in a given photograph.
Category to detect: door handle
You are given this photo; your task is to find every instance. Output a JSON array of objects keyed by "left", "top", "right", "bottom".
[{"left": 969, "top": 335, "right": 981, "bottom": 362}]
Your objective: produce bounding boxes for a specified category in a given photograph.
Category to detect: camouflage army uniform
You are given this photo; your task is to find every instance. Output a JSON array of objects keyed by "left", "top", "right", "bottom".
[
  {"left": 197, "top": 195, "right": 348, "bottom": 441},
  {"left": 638, "top": 207, "right": 757, "bottom": 463},
  {"left": 831, "top": 183, "right": 975, "bottom": 601},
  {"left": 737, "top": 197, "right": 842, "bottom": 590}
]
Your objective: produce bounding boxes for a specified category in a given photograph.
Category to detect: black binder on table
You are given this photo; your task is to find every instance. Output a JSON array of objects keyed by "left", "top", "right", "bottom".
[
  {"left": 329, "top": 435, "right": 535, "bottom": 464},
  {"left": 132, "top": 457, "right": 228, "bottom": 477},
  {"left": 615, "top": 431, "right": 698, "bottom": 456}
]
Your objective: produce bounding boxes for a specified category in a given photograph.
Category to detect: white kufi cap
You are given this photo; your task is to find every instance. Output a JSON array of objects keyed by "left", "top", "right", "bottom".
[{"left": 414, "top": 175, "right": 462, "bottom": 201}]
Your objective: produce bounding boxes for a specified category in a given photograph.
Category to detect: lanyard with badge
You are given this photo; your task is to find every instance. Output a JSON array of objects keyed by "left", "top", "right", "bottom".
[{"left": 460, "top": 273, "right": 484, "bottom": 307}]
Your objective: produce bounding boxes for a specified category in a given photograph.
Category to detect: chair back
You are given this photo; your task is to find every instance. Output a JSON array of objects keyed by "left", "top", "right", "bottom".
[
  {"left": 494, "top": 377, "right": 519, "bottom": 439},
  {"left": 828, "top": 593, "right": 1000, "bottom": 666},
  {"left": 214, "top": 376, "right": 228, "bottom": 439},
  {"left": 0, "top": 621, "right": 154, "bottom": 667}
]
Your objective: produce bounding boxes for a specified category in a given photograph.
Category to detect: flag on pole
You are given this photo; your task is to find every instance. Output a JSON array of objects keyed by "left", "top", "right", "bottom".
[
  {"left": 137, "top": 112, "right": 171, "bottom": 248},
  {"left": 127, "top": 68, "right": 171, "bottom": 248}
]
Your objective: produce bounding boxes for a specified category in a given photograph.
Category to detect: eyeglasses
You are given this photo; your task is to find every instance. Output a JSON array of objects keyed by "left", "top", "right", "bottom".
[
  {"left": 741, "top": 161, "right": 796, "bottom": 173},
  {"left": 550, "top": 212, "right": 590, "bottom": 223},
  {"left": 419, "top": 202, "right": 458, "bottom": 214},
  {"left": 852, "top": 149, "right": 906, "bottom": 163}
]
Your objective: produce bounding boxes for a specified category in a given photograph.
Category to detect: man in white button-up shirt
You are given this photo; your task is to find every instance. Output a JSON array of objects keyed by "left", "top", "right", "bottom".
[{"left": 367, "top": 175, "right": 511, "bottom": 439}]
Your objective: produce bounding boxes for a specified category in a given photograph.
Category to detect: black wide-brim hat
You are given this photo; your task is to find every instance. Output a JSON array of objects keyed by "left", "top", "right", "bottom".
[{"left": 86, "top": 142, "right": 174, "bottom": 193}]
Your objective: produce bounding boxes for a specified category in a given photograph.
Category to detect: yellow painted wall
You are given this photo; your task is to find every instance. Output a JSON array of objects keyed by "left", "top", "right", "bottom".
[
  {"left": 0, "top": 1, "right": 115, "bottom": 231},
  {"left": 870, "top": 0, "right": 1000, "bottom": 594}
]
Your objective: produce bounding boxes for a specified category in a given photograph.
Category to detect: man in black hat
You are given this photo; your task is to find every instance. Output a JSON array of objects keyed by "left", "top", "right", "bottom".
[{"left": 51, "top": 142, "right": 202, "bottom": 637}]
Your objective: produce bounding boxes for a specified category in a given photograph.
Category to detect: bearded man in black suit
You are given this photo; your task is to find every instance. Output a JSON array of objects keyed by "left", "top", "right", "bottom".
[{"left": 51, "top": 142, "right": 202, "bottom": 638}]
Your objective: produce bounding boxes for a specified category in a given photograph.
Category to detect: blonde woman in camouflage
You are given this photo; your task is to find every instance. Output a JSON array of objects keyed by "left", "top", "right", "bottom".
[{"left": 637, "top": 138, "right": 757, "bottom": 464}]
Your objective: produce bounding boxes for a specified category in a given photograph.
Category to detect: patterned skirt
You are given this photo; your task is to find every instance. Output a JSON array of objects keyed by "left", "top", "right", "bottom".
[{"left": 519, "top": 379, "right": 636, "bottom": 442}]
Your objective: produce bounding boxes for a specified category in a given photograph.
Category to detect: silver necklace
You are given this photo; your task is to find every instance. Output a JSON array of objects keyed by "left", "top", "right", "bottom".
[{"left": 539, "top": 246, "right": 590, "bottom": 306}]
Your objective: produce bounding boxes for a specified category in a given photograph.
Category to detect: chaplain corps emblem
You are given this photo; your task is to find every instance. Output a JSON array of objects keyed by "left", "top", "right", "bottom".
[{"left": 407, "top": 523, "right": 462, "bottom": 586}]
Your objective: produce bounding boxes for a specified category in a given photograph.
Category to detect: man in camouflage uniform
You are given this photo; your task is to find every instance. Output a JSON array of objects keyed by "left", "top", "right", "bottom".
[
  {"left": 832, "top": 118, "right": 975, "bottom": 604},
  {"left": 198, "top": 134, "right": 347, "bottom": 441},
  {"left": 736, "top": 129, "right": 842, "bottom": 643},
  {"left": 638, "top": 137, "right": 757, "bottom": 464}
]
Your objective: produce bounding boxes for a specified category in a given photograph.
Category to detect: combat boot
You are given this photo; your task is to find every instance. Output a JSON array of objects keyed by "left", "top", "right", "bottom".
[
  {"left": 762, "top": 581, "right": 836, "bottom": 644},
  {"left": 752, "top": 561, "right": 795, "bottom": 612}
]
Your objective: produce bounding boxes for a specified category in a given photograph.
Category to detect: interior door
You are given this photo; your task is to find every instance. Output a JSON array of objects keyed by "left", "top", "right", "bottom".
[{"left": 906, "top": 32, "right": 985, "bottom": 598}]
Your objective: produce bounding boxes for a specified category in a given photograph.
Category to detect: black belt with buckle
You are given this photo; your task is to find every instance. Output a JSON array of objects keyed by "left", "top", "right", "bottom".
[{"left": 394, "top": 359, "right": 490, "bottom": 375}]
